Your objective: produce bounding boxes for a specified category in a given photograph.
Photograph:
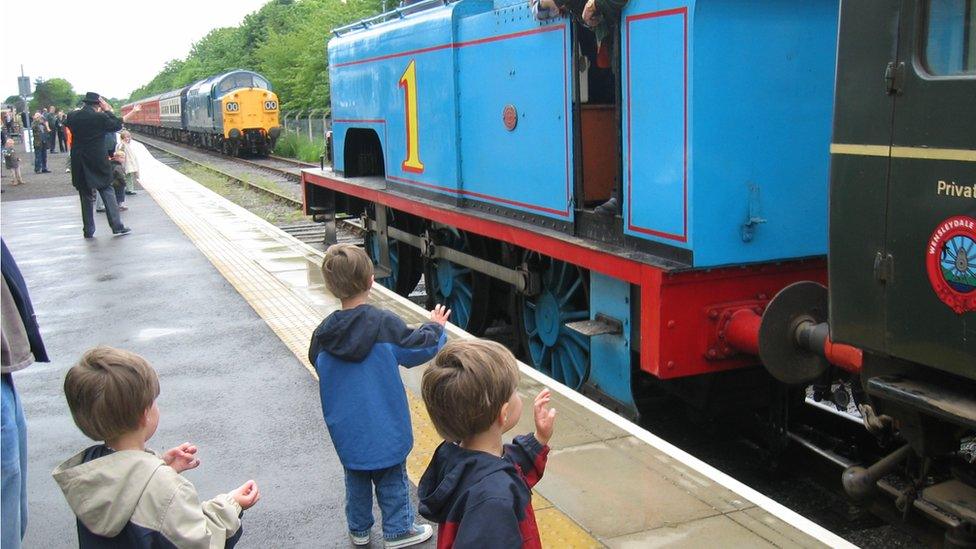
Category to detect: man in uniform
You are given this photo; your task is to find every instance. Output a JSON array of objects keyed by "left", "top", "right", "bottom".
[{"left": 64, "top": 92, "right": 139, "bottom": 238}]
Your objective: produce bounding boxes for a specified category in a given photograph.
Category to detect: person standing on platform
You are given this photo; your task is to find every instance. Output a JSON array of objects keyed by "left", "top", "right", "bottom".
[
  {"left": 418, "top": 340, "right": 555, "bottom": 548},
  {"left": 116, "top": 130, "right": 139, "bottom": 195},
  {"left": 4, "top": 138, "right": 25, "bottom": 185},
  {"left": 30, "top": 113, "right": 50, "bottom": 173},
  {"left": 109, "top": 151, "right": 128, "bottom": 211},
  {"left": 1, "top": 239, "right": 50, "bottom": 549},
  {"left": 65, "top": 93, "right": 138, "bottom": 238},
  {"left": 53, "top": 347, "right": 260, "bottom": 548},
  {"left": 308, "top": 244, "right": 449, "bottom": 548},
  {"left": 45, "top": 107, "right": 58, "bottom": 154},
  {"left": 56, "top": 110, "right": 68, "bottom": 153},
  {"left": 62, "top": 125, "right": 73, "bottom": 174},
  {"left": 2, "top": 108, "right": 14, "bottom": 137},
  {"left": 95, "top": 133, "right": 120, "bottom": 213}
]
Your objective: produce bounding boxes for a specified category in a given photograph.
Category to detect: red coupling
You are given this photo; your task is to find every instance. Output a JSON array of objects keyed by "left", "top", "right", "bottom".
[
  {"left": 823, "top": 336, "right": 863, "bottom": 374},
  {"left": 725, "top": 308, "right": 760, "bottom": 356}
]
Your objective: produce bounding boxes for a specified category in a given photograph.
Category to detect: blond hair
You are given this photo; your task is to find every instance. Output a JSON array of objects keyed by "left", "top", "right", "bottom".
[
  {"left": 421, "top": 339, "right": 519, "bottom": 441},
  {"left": 321, "top": 243, "right": 374, "bottom": 300},
  {"left": 64, "top": 346, "right": 160, "bottom": 441}
]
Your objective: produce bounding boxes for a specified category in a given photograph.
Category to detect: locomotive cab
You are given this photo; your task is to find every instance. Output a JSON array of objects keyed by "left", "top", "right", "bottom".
[
  {"left": 823, "top": 0, "right": 976, "bottom": 533},
  {"left": 185, "top": 70, "right": 281, "bottom": 156}
]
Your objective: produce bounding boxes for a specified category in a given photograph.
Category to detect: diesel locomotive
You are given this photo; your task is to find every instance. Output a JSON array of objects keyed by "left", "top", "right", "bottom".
[
  {"left": 301, "top": 0, "right": 976, "bottom": 535},
  {"left": 122, "top": 70, "right": 282, "bottom": 156}
]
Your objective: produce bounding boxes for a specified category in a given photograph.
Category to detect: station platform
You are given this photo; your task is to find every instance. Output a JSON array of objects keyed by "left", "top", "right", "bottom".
[{"left": 1, "top": 143, "right": 857, "bottom": 548}]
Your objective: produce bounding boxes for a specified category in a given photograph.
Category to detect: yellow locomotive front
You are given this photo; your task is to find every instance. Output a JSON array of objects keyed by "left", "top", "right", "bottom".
[{"left": 221, "top": 88, "right": 281, "bottom": 156}]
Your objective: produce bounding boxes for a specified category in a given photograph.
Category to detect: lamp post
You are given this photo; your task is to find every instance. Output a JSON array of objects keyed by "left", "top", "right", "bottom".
[{"left": 17, "top": 66, "right": 32, "bottom": 152}]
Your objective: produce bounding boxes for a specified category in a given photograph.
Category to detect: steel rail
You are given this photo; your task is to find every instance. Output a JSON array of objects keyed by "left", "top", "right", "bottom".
[
  {"left": 268, "top": 155, "right": 317, "bottom": 168},
  {"left": 132, "top": 130, "right": 318, "bottom": 182}
]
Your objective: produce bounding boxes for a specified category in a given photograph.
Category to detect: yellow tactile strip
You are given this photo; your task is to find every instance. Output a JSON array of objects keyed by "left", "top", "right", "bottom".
[{"left": 138, "top": 152, "right": 602, "bottom": 547}]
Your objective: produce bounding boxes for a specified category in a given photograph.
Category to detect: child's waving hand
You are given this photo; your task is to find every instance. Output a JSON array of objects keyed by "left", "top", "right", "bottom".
[
  {"left": 533, "top": 388, "right": 557, "bottom": 445},
  {"left": 430, "top": 304, "right": 452, "bottom": 326}
]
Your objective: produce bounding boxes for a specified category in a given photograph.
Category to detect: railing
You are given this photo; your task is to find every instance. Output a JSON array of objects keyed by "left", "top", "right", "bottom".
[
  {"left": 332, "top": 0, "right": 450, "bottom": 36},
  {"left": 280, "top": 110, "right": 331, "bottom": 141}
]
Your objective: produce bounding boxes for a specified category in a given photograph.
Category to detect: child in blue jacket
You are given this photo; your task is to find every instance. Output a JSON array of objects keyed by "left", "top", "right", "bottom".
[{"left": 308, "top": 243, "right": 450, "bottom": 548}]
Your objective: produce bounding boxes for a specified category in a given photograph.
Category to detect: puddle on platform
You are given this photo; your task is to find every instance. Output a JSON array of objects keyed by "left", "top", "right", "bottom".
[{"left": 257, "top": 255, "right": 320, "bottom": 274}]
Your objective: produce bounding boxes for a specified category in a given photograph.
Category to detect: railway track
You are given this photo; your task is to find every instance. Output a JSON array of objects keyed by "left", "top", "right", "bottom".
[
  {"left": 230, "top": 154, "right": 317, "bottom": 183},
  {"left": 141, "top": 137, "right": 303, "bottom": 207},
  {"left": 139, "top": 136, "right": 368, "bottom": 249}
]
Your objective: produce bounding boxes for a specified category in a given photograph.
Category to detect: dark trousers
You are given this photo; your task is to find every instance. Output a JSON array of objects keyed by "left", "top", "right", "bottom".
[
  {"left": 79, "top": 187, "right": 124, "bottom": 237},
  {"left": 57, "top": 130, "right": 67, "bottom": 152},
  {"left": 33, "top": 147, "right": 47, "bottom": 172},
  {"left": 48, "top": 131, "right": 56, "bottom": 152}
]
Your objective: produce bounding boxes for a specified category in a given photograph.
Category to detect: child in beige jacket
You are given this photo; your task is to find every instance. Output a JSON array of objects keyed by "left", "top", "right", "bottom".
[{"left": 53, "top": 346, "right": 260, "bottom": 549}]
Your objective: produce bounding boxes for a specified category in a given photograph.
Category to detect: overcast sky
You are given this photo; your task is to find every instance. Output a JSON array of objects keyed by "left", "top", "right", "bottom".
[{"left": 1, "top": 0, "right": 270, "bottom": 102}]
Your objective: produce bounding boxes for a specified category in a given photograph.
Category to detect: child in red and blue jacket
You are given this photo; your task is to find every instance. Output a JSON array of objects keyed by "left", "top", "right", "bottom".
[
  {"left": 309, "top": 244, "right": 451, "bottom": 548},
  {"left": 418, "top": 339, "right": 557, "bottom": 548}
]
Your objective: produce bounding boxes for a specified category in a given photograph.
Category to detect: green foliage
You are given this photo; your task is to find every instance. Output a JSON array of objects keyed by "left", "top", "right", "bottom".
[
  {"left": 128, "top": 0, "right": 384, "bottom": 110},
  {"left": 129, "top": 27, "right": 245, "bottom": 101},
  {"left": 273, "top": 132, "right": 326, "bottom": 163},
  {"left": 4, "top": 96, "right": 26, "bottom": 110},
  {"left": 29, "top": 78, "right": 77, "bottom": 112}
]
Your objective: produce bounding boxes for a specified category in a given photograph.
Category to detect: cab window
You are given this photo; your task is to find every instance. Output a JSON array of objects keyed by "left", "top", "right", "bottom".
[{"left": 924, "top": 0, "right": 976, "bottom": 75}]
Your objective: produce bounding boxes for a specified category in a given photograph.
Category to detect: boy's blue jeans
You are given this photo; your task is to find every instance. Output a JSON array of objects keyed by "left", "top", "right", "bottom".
[
  {"left": 32, "top": 147, "right": 46, "bottom": 172},
  {"left": 1, "top": 374, "right": 28, "bottom": 549},
  {"left": 344, "top": 462, "right": 414, "bottom": 539}
]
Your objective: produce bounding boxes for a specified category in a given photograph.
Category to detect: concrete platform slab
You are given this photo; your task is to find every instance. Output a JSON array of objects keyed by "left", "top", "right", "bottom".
[
  {"left": 726, "top": 507, "right": 831, "bottom": 549},
  {"left": 541, "top": 439, "right": 721, "bottom": 538},
  {"left": 605, "top": 514, "right": 778, "bottom": 549},
  {"left": 605, "top": 436, "right": 754, "bottom": 515},
  {"left": 133, "top": 142, "right": 858, "bottom": 548},
  {"left": 3, "top": 140, "right": 859, "bottom": 548},
  {"left": 0, "top": 176, "right": 426, "bottom": 548}
]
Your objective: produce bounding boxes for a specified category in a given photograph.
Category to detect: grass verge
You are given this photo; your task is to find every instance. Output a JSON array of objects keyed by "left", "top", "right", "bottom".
[{"left": 273, "top": 133, "right": 325, "bottom": 163}]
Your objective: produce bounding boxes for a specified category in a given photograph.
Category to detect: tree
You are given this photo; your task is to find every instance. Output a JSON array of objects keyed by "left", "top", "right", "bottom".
[
  {"left": 127, "top": 0, "right": 385, "bottom": 110},
  {"left": 4, "top": 95, "right": 26, "bottom": 111},
  {"left": 29, "top": 78, "right": 77, "bottom": 112},
  {"left": 254, "top": 0, "right": 383, "bottom": 111}
]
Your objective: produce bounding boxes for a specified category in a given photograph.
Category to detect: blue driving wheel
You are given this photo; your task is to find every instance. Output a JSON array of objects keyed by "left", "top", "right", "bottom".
[
  {"left": 520, "top": 256, "right": 590, "bottom": 389},
  {"left": 425, "top": 229, "right": 491, "bottom": 335},
  {"left": 365, "top": 207, "right": 422, "bottom": 297}
]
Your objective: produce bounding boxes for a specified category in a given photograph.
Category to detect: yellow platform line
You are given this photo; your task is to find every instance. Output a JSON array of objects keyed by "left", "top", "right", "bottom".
[{"left": 139, "top": 155, "right": 602, "bottom": 548}]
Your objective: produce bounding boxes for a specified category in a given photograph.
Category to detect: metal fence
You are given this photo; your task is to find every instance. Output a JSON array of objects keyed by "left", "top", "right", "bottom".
[{"left": 281, "top": 111, "right": 331, "bottom": 141}]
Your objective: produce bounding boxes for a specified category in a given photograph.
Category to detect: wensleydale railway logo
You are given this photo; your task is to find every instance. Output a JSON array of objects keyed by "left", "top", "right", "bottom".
[{"left": 926, "top": 216, "right": 976, "bottom": 314}]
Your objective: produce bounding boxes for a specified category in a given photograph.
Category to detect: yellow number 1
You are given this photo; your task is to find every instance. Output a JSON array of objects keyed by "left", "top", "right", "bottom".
[{"left": 399, "top": 60, "right": 424, "bottom": 173}]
